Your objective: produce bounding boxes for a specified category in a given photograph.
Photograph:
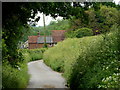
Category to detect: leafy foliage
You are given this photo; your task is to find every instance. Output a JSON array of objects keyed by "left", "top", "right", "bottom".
[
  {"left": 2, "top": 2, "right": 119, "bottom": 88},
  {"left": 66, "top": 27, "right": 93, "bottom": 38},
  {"left": 43, "top": 25, "right": 119, "bottom": 88},
  {"left": 2, "top": 2, "right": 72, "bottom": 65},
  {"left": 47, "top": 19, "right": 70, "bottom": 30},
  {"left": 2, "top": 48, "right": 46, "bottom": 88},
  {"left": 75, "top": 28, "right": 93, "bottom": 38},
  {"left": 88, "top": 5, "right": 119, "bottom": 34},
  {"left": 66, "top": 4, "right": 120, "bottom": 37},
  {"left": 22, "top": 19, "right": 70, "bottom": 41},
  {"left": 69, "top": 29, "right": 119, "bottom": 89},
  {"left": 21, "top": 48, "right": 47, "bottom": 61},
  {"left": 2, "top": 53, "right": 29, "bottom": 88},
  {"left": 3, "top": 2, "right": 119, "bottom": 64}
]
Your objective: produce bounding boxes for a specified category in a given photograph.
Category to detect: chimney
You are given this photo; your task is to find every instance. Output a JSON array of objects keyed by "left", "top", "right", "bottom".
[{"left": 37, "top": 32, "right": 40, "bottom": 37}]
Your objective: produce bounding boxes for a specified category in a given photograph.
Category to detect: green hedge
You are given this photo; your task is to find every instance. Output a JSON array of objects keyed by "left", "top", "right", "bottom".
[
  {"left": 65, "top": 27, "right": 93, "bottom": 38},
  {"left": 21, "top": 48, "right": 47, "bottom": 61},
  {"left": 2, "top": 48, "right": 47, "bottom": 88},
  {"left": 43, "top": 26, "right": 119, "bottom": 89},
  {"left": 69, "top": 31, "right": 119, "bottom": 89},
  {"left": 74, "top": 27, "right": 93, "bottom": 38}
]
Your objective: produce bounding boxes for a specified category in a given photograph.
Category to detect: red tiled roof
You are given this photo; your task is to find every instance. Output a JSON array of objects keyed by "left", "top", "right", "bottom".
[
  {"left": 28, "top": 36, "right": 38, "bottom": 43},
  {"left": 51, "top": 30, "right": 66, "bottom": 42},
  {"left": 28, "top": 30, "right": 66, "bottom": 44}
]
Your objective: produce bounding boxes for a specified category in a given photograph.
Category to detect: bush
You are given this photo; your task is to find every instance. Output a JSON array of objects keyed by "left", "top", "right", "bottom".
[
  {"left": 2, "top": 48, "right": 46, "bottom": 88},
  {"left": 21, "top": 48, "right": 47, "bottom": 61},
  {"left": 69, "top": 30, "right": 119, "bottom": 89},
  {"left": 74, "top": 27, "right": 93, "bottom": 38},
  {"left": 43, "top": 26, "right": 119, "bottom": 89},
  {"left": 2, "top": 53, "right": 30, "bottom": 88},
  {"left": 44, "top": 38, "right": 80, "bottom": 72},
  {"left": 65, "top": 27, "right": 93, "bottom": 38}
]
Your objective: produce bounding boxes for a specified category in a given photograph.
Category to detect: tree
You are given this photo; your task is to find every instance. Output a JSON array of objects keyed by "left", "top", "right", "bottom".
[
  {"left": 2, "top": 2, "right": 72, "bottom": 64},
  {"left": 86, "top": 5, "right": 119, "bottom": 34},
  {"left": 3, "top": 2, "right": 119, "bottom": 64},
  {"left": 66, "top": 2, "right": 120, "bottom": 36},
  {"left": 74, "top": 28, "right": 93, "bottom": 38}
]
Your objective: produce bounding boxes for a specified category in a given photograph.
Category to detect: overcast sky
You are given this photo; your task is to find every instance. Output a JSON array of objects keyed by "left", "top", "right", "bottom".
[
  {"left": 36, "top": 0, "right": 120, "bottom": 27},
  {"left": 36, "top": 12, "right": 63, "bottom": 27}
]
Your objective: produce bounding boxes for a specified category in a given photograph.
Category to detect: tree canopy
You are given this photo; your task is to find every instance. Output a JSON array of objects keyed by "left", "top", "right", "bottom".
[
  {"left": 2, "top": 2, "right": 119, "bottom": 64},
  {"left": 2, "top": 2, "right": 73, "bottom": 64}
]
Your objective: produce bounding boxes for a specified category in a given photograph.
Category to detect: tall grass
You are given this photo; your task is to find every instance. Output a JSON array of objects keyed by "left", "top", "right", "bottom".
[
  {"left": 44, "top": 38, "right": 80, "bottom": 72},
  {"left": 43, "top": 25, "right": 119, "bottom": 89},
  {"left": 21, "top": 48, "right": 47, "bottom": 61},
  {"left": 2, "top": 48, "right": 46, "bottom": 88},
  {"left": 2, "top": 52, "right": 30, "bottom": 88}
]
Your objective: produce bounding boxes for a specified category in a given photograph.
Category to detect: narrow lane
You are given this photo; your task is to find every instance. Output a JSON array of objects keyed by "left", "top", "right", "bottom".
[{"left": 27, "top": 60, "right": 67, "bottom": 88}]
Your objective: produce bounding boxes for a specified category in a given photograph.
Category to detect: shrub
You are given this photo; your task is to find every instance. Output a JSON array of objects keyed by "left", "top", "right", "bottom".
[
  {"left": 69, "top": 30, "right": 119, "bottom": 89},
  {"left": 21, "top": 48, "right": 47, "bottom": 61},
  {"left": 43, "top": 26, "right": 119, "bottom": 89},
  {"left": 2, "top": 53, "right": 30, "bottom": 88},
  {"left": 44, "top": 38, "right": 80, "bottom": 72},
  {"left": 2, "top": 48, "right": 47, "bottom": 88},
  {"left": 74, "top": 27, "right": 93, "bottom": 38},
  {"left": 65, "top": 28, "right": 93, "bottom": 38},
  {"left": 65, "top": 30, "right": 77, "bottom": 38}
]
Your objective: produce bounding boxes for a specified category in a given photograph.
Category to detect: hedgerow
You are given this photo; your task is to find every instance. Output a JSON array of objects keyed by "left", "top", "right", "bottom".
[
  {"left": 21, "top": 48, "right": 47, "bottom": 61},
  {"left": 2, "top": 53, "right": 30, "bottom": 88},
  {"left": 43, "top": 25, "right": 119, "bottom": 89},
  {"left": 2, "top": 48, "right": 46, "bottom": 88}
]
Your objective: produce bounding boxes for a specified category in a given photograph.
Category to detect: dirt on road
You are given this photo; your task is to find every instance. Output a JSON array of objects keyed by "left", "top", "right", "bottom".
[{"left": 27, "top": 60, "right": 67, "bottom": 88}]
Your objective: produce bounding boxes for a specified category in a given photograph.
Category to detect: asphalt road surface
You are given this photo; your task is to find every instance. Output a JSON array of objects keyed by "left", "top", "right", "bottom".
[{"left": 27, "top": 60, "right": 67, "bottom": 88}]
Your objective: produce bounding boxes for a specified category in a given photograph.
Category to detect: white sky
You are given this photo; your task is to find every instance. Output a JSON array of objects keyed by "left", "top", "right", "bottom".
[
  {"left": 114, "top": 0, "right": 120, "bottom": 4},
  {"left": 35, "top": 0, "right": 120, "bottom": 27},
  {"left": 36, "top": 12, "right": 63, "bottom": 27}
]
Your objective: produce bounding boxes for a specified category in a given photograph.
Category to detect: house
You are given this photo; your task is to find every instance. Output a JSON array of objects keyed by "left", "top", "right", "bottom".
[
  {"left": 28, "top": 30, "right": 66, "bottom": 49},
  {"left": 19, "top": 40, "right": 28, "bottom": 49},
  {"left": 52, "top": 30, "right": 66, "bottom": 43}
]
